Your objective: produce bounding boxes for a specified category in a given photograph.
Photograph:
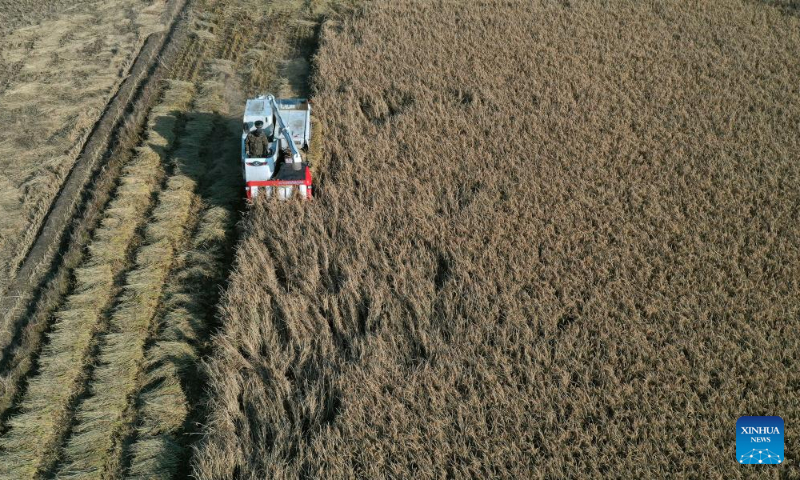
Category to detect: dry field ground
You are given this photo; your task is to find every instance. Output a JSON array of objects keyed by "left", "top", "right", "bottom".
[
  {"left": 0, "top": 0, "right": 174, "bottom": 293},
  {"left": 0, "top": 0, "right": 798, "bottom": 478},
  {"left": 192, "top": 0, "right": 800, "bottom": 478}
]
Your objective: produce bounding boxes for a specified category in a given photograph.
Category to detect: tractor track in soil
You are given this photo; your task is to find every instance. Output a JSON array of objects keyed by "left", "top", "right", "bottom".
[{"left": 0, "top": 0, "right": 194, "bottom": 376}]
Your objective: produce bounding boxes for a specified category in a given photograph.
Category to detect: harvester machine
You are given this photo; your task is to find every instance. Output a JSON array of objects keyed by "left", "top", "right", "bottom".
[{"left": 242, "top": 95, "right": 312, "bottom": 199}]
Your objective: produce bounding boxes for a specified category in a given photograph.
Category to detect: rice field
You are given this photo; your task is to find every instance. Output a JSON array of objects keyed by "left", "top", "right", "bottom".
[
  {"left": 0, "top": 0, "right": 174, "bottom": 294},
  {"left": 191, "top": 0, "right": 800, "bottom": 477},
  {"left": 0, "top": 0, "right": 798, "bottom": 478},
  {"left": 0, "top": 0, "right": 336, "bottom": 478},
  {"left": 0, "top": 79, "right": 193, "bottom": 479}
]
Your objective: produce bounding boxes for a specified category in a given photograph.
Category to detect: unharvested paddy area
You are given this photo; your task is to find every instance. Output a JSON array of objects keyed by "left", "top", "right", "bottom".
[
  {"left": 193, "top": 0, "right": 800, "bottom": 478},
  {"left": 0, "top": 0, "right": 798, "bottom": 478}
]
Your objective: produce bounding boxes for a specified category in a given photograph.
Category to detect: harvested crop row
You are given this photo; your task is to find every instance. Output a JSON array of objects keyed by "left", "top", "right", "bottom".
[
  {"left": 126, "top": 89, "right": 240, "bottom": 480},
  {"left": 0, "top": 0, "right": 174, "bottom": 294},
  {"left": 55, "top": 80, "right": 226, "bottom": 480},
  {"left": 0, "top": 81, "right": 194, "bottom": 480},
  {"left": 0, "top": 80, "right": 197, "bottom": 423},
  {"left": 0, "top": 0, "right": 190, "bottom": 351}
]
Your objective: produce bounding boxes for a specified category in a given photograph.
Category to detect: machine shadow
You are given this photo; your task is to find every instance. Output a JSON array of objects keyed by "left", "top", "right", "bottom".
[{"left": 198, "top": 111, "right": 245, "bottom": 211}]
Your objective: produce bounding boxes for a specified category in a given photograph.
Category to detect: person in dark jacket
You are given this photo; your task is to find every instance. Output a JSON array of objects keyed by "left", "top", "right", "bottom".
[{"left": 246, "top": 120, "right": 269, "bottom": 157}]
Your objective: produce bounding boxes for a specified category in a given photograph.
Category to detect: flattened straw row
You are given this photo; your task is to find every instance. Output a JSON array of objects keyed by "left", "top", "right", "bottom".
[
  {"left": 56, "top": 81, "right": 224, "bottom": 480},
  {"left": 0, "top": 81, "right": 194, "bottom": 480},
  {"left": 127, "top": 90, "right": 241, "bottom": 480}
]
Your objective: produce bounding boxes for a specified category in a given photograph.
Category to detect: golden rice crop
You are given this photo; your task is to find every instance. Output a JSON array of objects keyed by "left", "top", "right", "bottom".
[{"left": 192, "top": 0, "right": 800, "bottom": 478}]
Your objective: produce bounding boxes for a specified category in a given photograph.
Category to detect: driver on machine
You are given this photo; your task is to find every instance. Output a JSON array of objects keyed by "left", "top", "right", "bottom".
[{"left": 245, "top": 120, "right": 269, "bottom": 158}]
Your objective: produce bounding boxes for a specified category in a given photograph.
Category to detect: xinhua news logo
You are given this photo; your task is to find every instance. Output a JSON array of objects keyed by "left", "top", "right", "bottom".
[{"left": 737, "top": 416, "right": 784, "bottom": 464}]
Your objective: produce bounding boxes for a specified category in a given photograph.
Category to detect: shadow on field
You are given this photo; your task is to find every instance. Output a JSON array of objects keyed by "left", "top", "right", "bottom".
[
  {"left": 118, "top": 109, "right": 245, "bottom": 479},
  {"left": 755, "top": 0, "right": 800, "bottom": 16}
]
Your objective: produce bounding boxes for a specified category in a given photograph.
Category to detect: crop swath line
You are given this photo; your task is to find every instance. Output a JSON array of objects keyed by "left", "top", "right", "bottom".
[
  {"left": 0, "top": 78, "right": 195, "bottom": 424},
  {"left": 0, "top": 81, "right": 195, "bottom": 480},
  {"left": 120, "top": 8, "right": 267, "bottom": 475},
  {"left": 124, "top": 85, "right": 241, "bottom": 480},
  {"left": 54, "top": 81, "right": 223, "bottom": 480},
  {"left": 0, "top": 2, "right": 175, "bottom": 292},
  {"left": 0, "top": 0, "right": 196, "bottom": 432},
  {"left": 0, "top": 0, "right": 191, "bottom": 333}
]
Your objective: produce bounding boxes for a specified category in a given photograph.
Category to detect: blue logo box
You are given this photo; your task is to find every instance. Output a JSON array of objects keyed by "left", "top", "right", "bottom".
[{"left": 737, "top": 416, "right": 784, "bottom": 464}]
